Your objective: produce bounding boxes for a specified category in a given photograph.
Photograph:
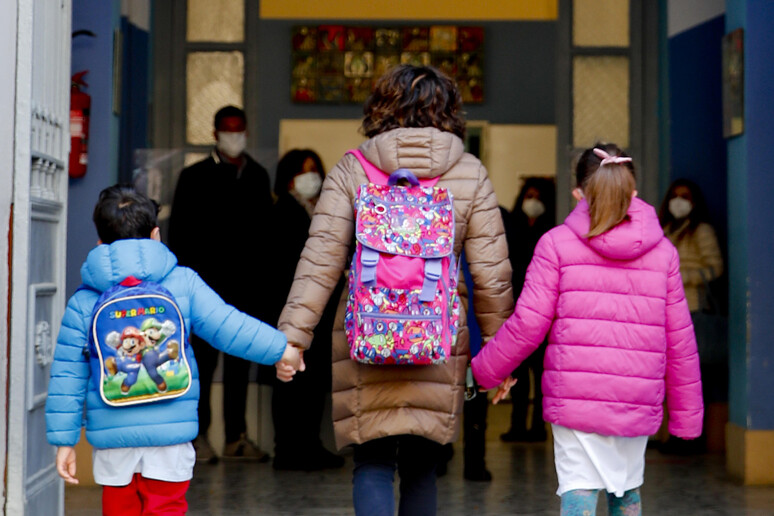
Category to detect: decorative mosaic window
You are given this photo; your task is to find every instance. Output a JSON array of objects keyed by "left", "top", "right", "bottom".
[{"left": 291, "top": 25, "right": 484, "bottom": 104}]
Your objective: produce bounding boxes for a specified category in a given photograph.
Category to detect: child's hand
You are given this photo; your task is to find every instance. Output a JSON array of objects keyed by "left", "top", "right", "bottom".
[
  {"left": 276, "top": 361, "right": 296, "bottom": 382},
  {"left": 491, "top": 377, "right": 518, "bottom": 405},
  {"left": 275, "top": 344, "right": 305, "bottom": 382},
  {"left": 282, "top": 343, "right": 304, "bottom": 370},
  {"left": 56, "top": 446, "right": 79, "bottom": 485}
]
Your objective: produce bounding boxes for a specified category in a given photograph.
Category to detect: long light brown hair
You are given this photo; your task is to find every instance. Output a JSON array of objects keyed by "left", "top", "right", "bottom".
[{"left": 575, "top": 143, "right": 636, "bottom": 238}]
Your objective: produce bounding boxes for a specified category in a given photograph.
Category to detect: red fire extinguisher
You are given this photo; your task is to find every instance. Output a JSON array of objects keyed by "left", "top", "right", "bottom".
[{"left": 69, "top": 70, "right": 90, "bottom": 178}]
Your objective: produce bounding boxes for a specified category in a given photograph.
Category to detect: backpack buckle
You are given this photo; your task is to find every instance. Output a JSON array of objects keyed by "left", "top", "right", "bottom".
[
  {"left": 419, "top": 259, "right": 442, "bottom": 302},
  {"left": 360, "top": 247, "right": 379, "bottom": 285}
]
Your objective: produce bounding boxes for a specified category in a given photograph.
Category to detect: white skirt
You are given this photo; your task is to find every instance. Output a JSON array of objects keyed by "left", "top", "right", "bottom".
[{"left": 551, "top": 424, "right": 648, "bottom": 498}]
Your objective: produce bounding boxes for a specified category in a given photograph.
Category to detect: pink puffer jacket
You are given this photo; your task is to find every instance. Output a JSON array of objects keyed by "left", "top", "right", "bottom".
[{"left": 472, "top": 197, "right": 703, "bottom": 438}]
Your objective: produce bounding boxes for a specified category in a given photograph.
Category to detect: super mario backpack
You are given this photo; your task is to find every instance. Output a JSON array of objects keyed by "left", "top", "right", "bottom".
[
  {"left": 344, "top": 149, "right": 460, "bottom": 365},
  {"left": 86, "top": 276, "right": 192, "bottom": 406}
]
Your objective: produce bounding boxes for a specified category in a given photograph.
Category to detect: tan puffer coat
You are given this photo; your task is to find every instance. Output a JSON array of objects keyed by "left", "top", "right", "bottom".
[
  {"left": 663, "top": 221, "right": 723, "bottom": 312},
  {"left": 278, "top": 127, "right": 513, "bottom": 449}
]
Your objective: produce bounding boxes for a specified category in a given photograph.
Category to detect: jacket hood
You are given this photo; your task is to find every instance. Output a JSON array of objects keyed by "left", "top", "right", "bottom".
[
  {"left": 81, "top": 239, "right": 178, "bottom": 292},
  {"left": 564, "top": 197, "right": 664, "bottom": 260},
  {"left": 359, "top": 127, "right": 465, "bottom": 180}
]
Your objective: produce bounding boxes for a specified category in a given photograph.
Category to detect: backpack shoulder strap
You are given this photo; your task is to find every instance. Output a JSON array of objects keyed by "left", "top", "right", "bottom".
[
  {"left": 347, "top": 149, "right": 440, "bottom": 187},
  {"left": 75, "top": 284, "right": 100, "bottom": 357},
  {"left": 347, "top": 149, "right": 387, "bottom": 185}
]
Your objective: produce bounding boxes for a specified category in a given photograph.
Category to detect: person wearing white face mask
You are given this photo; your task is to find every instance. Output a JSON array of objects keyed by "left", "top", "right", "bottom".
[
  {"left": 168, "top": 105, "right": 273, "bottom": 464},
  {"left": 658, "top": 178, "right": 724, "bottom": 455},
  {"left": 500, "top": 177, "right": 556, "bottom": 443},
  {"left": 264, "top": 149, "right": 346, "bottom": 471},
  {"left": 659, "top": 179, "right": 723, "bottom": 317}
]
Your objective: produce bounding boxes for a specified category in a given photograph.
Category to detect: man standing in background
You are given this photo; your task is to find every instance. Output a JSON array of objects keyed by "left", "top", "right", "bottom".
[{"left": 168, "top": 105, "right": 273, "bottom": 463}]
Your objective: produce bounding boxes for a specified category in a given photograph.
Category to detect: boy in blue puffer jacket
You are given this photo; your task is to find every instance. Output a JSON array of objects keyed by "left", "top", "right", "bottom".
[{"left": 45, "top": 185, "right": 300, "bottom": 515}]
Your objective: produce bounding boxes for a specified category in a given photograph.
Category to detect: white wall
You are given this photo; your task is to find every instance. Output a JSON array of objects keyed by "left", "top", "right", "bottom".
[
  {"left": 668, "top": 0, "right": 725, "bottom": 37},
  {"left": 121, "top": 0, "right": 150, "bottom": 31},
  {"left": 278, "top": 119, "right": 365, "bottom": 174},
  {"left": 486, "top": 124, "right": 557, "bottom": 210}
]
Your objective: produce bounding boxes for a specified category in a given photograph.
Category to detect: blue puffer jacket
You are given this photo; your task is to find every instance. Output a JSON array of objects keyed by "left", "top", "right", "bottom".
[{"left": 45, "top": 239, "right": 287, "bottom": 449}]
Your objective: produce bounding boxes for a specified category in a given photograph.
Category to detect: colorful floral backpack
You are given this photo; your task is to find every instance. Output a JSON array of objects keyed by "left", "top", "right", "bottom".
[{"left": 344, "top": 149, "right": 460, "bottom": 365}]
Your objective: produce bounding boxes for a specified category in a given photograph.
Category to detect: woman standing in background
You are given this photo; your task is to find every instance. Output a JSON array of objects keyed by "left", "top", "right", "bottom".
[
  {"left": 659, "top": 178, "right": 724, "bottom": 453},
  {"left": 501, "top": 177, "right": 555, "bottom": 443},
  {"left": 267, "top": 149, "right": 345, "bottom": 471}
]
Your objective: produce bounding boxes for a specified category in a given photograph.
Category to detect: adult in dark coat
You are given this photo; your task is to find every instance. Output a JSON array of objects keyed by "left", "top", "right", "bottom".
[
  {"left": 168, "top": 105, "right": 273, "bottom": 462},
  {"left": 267, "top": 149, "right": 345, "bottom": 470},
  {"left": 501, "top": 177, "right": 556, "bottom": 442}
]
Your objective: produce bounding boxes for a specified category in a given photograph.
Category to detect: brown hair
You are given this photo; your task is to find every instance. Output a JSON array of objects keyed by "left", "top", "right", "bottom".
[
  {"left": 361, "top": 64, "right": 466, "bottom": 139},
  {"left": 575, "top": 143, "right": 636, "bottom": 238}
]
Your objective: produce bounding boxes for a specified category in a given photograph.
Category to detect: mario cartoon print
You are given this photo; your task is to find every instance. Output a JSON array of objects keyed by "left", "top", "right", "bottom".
[
  {"left": 102, "top": 316, "right": 184, "bottom": 401},
  {"left": 139, "top": 318, "right": 180, "bottom": 392},
  {"left": 104, "top": 326, "right": 147, "bottom": 394}
]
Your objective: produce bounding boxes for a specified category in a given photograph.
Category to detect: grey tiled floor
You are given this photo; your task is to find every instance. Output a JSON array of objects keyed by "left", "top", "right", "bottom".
[{"left": 66, "top": 403, "right": 774, "bottom": 515}]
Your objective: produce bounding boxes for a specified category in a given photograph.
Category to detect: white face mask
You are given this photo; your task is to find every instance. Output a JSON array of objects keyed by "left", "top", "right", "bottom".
[
  {"left": 216, "top": 131, "right": 247, "bottom": 158},
  {"left": 668, "top": 197, "right": 693, "bottom": 219},
  {"left": 522, "top": 198, "right": 546, "bottom": 219},
  {"left": 293, "top": 172, "right": 322, "bottom": 200}
]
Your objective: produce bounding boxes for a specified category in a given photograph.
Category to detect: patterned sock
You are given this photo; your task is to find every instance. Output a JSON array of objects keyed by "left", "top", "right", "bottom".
[
  {"left": 560, "top": 489, "right": 599, "bottom": 516},
  {"left": 607, "top": 488, "right": 642, "bottom": 516}
]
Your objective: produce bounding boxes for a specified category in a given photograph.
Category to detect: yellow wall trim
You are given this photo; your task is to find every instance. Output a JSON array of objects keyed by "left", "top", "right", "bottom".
[
  {"left": 261, "top": 1, "right": 558, "bottom": 21},
  {"left": 727, "top": 422, "right": 774, "bottom": 485}
]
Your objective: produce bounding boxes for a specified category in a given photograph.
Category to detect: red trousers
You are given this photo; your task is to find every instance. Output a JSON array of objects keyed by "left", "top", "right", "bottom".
[{"left": 102, "top": 473, "right": 189, "bottom": 516}]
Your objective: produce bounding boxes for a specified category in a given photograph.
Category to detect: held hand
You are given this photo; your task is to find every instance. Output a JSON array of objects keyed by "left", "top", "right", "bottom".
[
  {"left": 492, "top": 377, "right": 518, "bottom": 405},
  {"left": 275, "top": 361, "right": 295, "bottom": 382},
  {"left": 56, "top": 446, "right": 79, "bottom": 485},
  {"left": 280, "top": 343, "right": 303, "bottom": 370},
  {"left": 275, "top": 344, "right": 306, "bottom": 382}
]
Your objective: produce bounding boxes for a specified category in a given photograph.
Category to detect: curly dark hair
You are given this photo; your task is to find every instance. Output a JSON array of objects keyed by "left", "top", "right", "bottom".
[{"left": 361, "top": 65, "right": 466, "bottom": 140}]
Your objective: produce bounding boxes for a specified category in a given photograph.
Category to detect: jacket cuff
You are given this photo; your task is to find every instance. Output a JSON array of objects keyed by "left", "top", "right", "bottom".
[{"left": 277, "top": 324, "right": 312, "bottom": 350}]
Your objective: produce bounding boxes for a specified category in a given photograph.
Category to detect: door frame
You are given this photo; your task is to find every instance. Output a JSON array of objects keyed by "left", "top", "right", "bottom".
[
  {"left": 6, "top": 0, "right": 71, "bottom": 514},
  {"left": 555, "top": 0, "right": 660, "bottom": 219}
]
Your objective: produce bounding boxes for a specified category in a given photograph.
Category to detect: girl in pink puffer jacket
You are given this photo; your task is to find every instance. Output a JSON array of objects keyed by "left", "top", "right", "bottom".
[{"left": 471, "top": 143, "right": 703, "bottom": 515}]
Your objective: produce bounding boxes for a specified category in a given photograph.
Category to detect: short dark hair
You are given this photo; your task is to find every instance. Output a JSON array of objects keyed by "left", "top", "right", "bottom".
[
  {"left": 93, "top": 185, "right": 159, "bottom": 244},
  {"left": 361, "top": 65, "right": 466, "bottom": 140},
  {"left": 274, "top": 149, "right": 325, "bottom": 197},
  {"left": 214, "top": 105, "right": 247, "bottom": 130}
]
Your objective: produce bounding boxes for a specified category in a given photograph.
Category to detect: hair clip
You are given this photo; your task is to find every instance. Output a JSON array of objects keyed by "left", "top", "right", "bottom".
[{"left": 593, "top": 148, "right": 632, "bottom": 167}]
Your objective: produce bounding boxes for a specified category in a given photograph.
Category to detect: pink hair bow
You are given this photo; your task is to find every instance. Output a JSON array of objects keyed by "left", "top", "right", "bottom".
[{"left": 593, "top": 147, "right": 632, "bottom": 166}]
